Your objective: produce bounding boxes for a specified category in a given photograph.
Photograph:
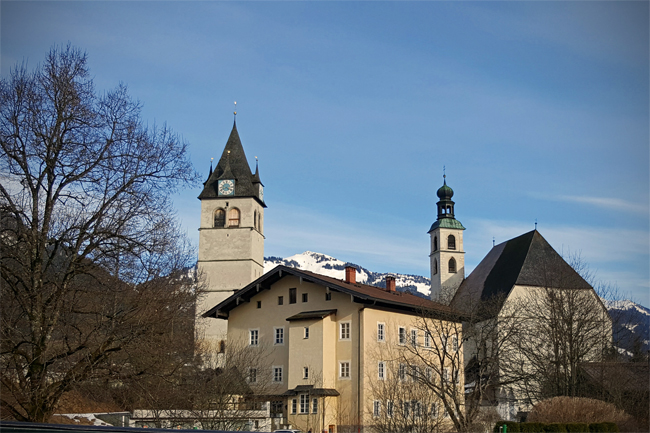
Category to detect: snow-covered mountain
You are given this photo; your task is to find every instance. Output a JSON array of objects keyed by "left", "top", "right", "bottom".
[
  {"left": 263, "top": 251, "right": 649, "bottom": 357},
  {"left": 264, "top": 251, "right": 431, "bottom": 298},
  {"left": 605, "top": 300, "right": 650, "bottom": 357}
]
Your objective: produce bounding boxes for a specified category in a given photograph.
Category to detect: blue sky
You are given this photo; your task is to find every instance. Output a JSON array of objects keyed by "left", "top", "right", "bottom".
[{"left": 2, "top": 1, "right": 648, "bottom": 307}]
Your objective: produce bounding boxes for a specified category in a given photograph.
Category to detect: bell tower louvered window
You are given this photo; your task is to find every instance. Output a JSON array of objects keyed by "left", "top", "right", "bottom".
[
  {"left": 228, "top": 208, "right": 240, "bottom": 227},
  {"left": 214, "top": 208, "right": 225, "bottom": 228}
]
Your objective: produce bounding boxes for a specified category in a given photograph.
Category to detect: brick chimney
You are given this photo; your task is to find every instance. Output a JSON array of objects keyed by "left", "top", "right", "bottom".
[
  {"left": 386, "top": 276, "right": 396, "bottom": 292},
  {"left": 345, "top": 266, "right": 356, "bottom": 284}
]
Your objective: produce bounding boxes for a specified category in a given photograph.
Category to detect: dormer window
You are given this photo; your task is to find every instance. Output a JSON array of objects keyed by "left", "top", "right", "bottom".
[
  {"left": 228, "top": 208, "right": 240, "bottom": 227},
  {"left": 214, "top": 208, "right": 225, "bottom": 228}
]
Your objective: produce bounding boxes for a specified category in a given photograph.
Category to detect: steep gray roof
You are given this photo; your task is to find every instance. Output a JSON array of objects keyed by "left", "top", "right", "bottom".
[
  {"left": 198, "top": 121, "right": 265, "bottom": 206},
  {"left": 450, "top": 230, "right": 592, "bottom": 315}
]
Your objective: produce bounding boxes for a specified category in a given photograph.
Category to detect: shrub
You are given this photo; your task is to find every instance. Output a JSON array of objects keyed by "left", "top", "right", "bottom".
[
  {"left": 565, "top": 423, "right": 590, "bottom": 432},
  {"left": 520, "top": 422, "right": 545, "bottom": 432},
  {"left": 589, "top": 422, "right": 619, "bottom": 433},
  {"left": 543, "top": 423, "right": 567, "bottom": 432},
  {"left": 528, "top": 397, "right": 629, "bottom": 425},
  {"left": 601, "top": 422, "right": 619, "bottom": 432}
]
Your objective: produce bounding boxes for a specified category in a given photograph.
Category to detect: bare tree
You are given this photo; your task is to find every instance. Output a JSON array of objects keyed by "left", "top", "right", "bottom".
[
  {"left": 502, "top": 253, "right": 612, "bottom": 404},
  {"left": 0, "top": 44, "right": 199, "bottom": 422},
  {"left": 186, "top": 338, "right": 274, "bottom": 431},
  {"left": 367, "top": 339, "right": 451, "bottom": 433}
]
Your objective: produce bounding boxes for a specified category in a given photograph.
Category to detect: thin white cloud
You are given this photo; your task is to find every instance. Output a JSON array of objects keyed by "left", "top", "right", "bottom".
[{"left": 551, "top": 195, "right": 648, "bottom": 215}]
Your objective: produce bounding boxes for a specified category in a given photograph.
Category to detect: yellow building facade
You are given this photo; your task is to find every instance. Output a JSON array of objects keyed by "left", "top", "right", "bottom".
[{"left": 205, "top": 266, "right": 463, "bottom": 433}]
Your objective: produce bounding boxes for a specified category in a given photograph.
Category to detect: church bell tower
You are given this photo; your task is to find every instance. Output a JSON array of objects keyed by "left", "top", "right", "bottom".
[
  {"left": 429, "top": 174, "right": 465, "bottom": 302},
  {"left": 196, "top": 120, "right": 265, "bottom": 349}
]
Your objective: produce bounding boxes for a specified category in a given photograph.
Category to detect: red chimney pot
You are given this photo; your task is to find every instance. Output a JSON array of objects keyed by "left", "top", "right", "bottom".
[
  {"left": 386, "top": 276, "right": 396, "bottom": 292},
  {"left": 345, "top": 266, "right": 356, "bottom": 284}
]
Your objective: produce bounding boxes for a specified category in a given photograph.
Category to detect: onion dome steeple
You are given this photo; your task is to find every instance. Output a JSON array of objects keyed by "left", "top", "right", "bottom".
[{"left": 428, "top": 173, "right": 465, "bottom": 232}]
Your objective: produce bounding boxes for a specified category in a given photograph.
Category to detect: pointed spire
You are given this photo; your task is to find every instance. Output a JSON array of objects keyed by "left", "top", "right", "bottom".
[
  {"left": 252, "top": 156, "right": 261, "bottom": 184},
  {"left": 204, "top": 157, "right": 214, "bottom": 186},
  {"left": 198, "top": 116, "right": 264, "bottom": 206}
]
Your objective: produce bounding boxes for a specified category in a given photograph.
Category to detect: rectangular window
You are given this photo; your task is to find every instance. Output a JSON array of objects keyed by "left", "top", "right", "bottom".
[
  {"left": 430, "top": 403, "right": 437, "bottom": 418},
  {"left": 452, "top": 335, "right": 459, "bottom": 352},
  {"left": 398, "top": 327, "right": 406, "bottom": 345},
  {"left": 325, "top": 292, "right": 332, "bottom": 301},
  {"left": 442, "top": 334, "right": 448, "bottom": 350},
  {"left": 425, "top": 367, "right": 433, "bottom": 381},
  {"left": 378, "top": 361, "right": 385, "bottom": 380},
  {"left": 249, "top": 368, "right": 257, "bottom": 383},
  {"left": 271, "top": 401, "right": 283, "bottom": 416},
  {"left": 291, "top": 399, "right": 297, "bottom": 414},
  {"left": 413, "top": 400, "right": 421, "bottom": 418},
  {"left": 274, "top": 327, "right": 284, "bottom": 345},
  {"left": 278, "top": 296, "right": 283, "bottom": 305},
  {"left": 377, "top": 323, "right": 385, "bottom": 342},
  {"left": 273, "top": 366, "right": 283, "bottom": 383},
  {"left": 300, "top": 394, "right": 309, "bottom": 414},
  {"left": 289, "top": 288, "right": 297, "bottom": 304},
  {"left": 340, "top": 361, "right": 350, "bottom": 378},
  {"left": 443, "top": 367, "right": 449, "bottom": 384},
  {"left": 411, "top": 329, "right": 418, "bottom": 346},
  {"left": 424, "top": 332, "right": 431, "bottom": 348},
  {"left": 340, "top": 322, "right": 350, "bottom": 340},
  {"left": 304, "top": 326, "right": 309, "bottom": 339},
  {"left": 256, "top": 301, "right": 261, "bottom": 309},
  {"left": 411, "top": 365, "right": 419, "bottom": 381},
  {"left": 403, "top": 401, "right": 410, "bottom": 418},
  {"left": 387, "top": 401, "right": 394, "bottom": 418},
  {"left": 303, "top": 367, "right": 309, "bottom": 379},
  {"left": 302, "top": 293, "right": 308, "bottom": 302},
  {"left": 373, "top": 401, "right": 381, "bottom": 417},
  {"left": 249, "top": 329, "right": 259, "bottom": 346},
  {"left": 312, "top": 398, "right": 318, "bottom": 414},
  {"left": 398, "top": 363, "right": 406, "bottom": 381}
]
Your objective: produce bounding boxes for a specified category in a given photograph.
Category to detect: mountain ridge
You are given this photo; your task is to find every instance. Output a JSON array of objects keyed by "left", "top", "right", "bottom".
[{"left": 263, "top": 251, "right": 649, "bottom": 357}]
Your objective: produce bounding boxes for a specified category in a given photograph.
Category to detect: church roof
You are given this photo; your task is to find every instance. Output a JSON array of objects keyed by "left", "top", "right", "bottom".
[
  {"left": 203, "top": 265, "right": 463, "bottom": 321},
  {"left": 428, "top": 218, "right": 466, "bottom": 232},
  {"left": 450, "top": 230, "right": 592, "bottom": 315},
  {"left": 198, "top": 122, "right": 265, "bottom": 205}
]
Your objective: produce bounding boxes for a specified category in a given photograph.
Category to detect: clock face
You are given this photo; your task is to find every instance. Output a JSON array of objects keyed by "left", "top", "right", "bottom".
[
  {"left": 218, "top": 179, "right": 235, "bottom": 196},
  {"left": 258, "top": 184, "right": 264, "bottom": 201}
]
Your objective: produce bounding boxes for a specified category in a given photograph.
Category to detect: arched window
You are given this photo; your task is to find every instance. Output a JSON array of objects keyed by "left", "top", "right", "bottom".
[
  {"left": 433, "top": 259, "right": 438, "bottom": 275},
  {"left": 258, "top": 213, "right": 262, "bottom": 231},
  {"left": 449, "top": 257, "right": 457, "bottom": 273},
  {"left": 433, "top": 236, "right": 438, "bottom": 251},
  {"left": 228, "top": 208, "right": 240, "bottom": 227},
  {"left": 214, "top": 208, "right": 225, "bottom": 228},
  {"left": 254, "top": 210, "right": 257, "bottom": 230},
  {"left": 448, "top": 235, "right": 456, "bottom": 250}
]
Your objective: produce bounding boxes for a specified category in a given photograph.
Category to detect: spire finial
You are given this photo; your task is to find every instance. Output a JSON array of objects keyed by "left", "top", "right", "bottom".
[
  {"left": 443, "top": 165, "right": 446, "bottom": 184},
  {"left": 255, "top": 156, "right": 259, "bottom": 169},
  {"left": 535, "top": 219, "right": 538, "bottom": 230},
  {"left": 493, "top": 237, "right": 495, "bottom": 247},
  {"left": 233, "top": 101, "right": 237, "bottom": 122}
]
